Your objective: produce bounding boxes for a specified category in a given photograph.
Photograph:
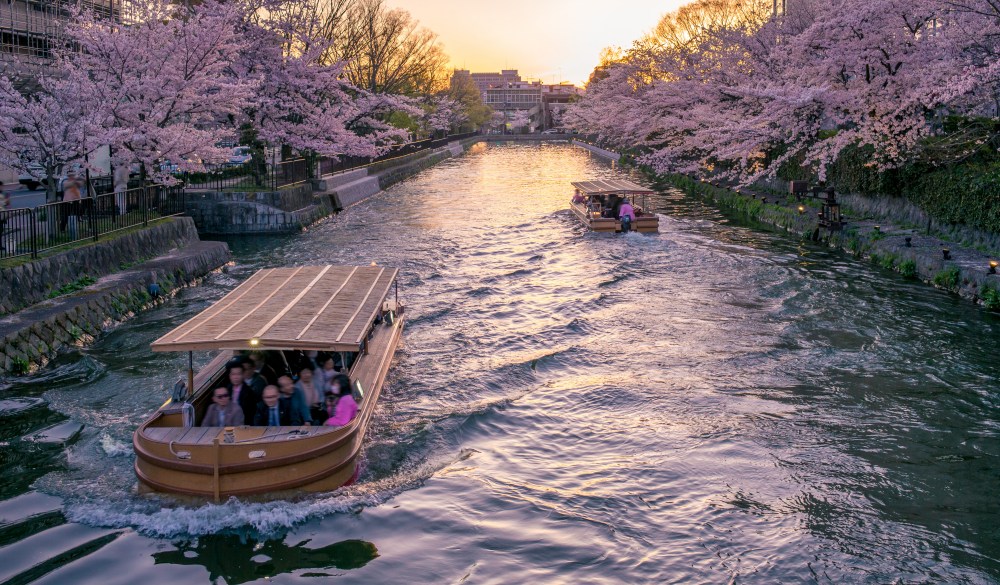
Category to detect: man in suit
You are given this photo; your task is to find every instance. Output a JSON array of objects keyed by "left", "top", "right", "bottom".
[
  {"left": 278, "top": 375, "right": 311, "bottom": 426},
  {"left": 226, "top": 364, "right": 258, "bottom": 423},
  {"left": 242, "top": 356, "right": 267, "bottom": 396},
  {"left": 253, "top": 385, "right": 303, "bottom": 426},
  {"left": 201, "top": 387, "right": 245, "bottom": 427}
]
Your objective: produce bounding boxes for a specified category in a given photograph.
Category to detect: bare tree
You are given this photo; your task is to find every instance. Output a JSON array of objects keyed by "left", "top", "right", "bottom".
[{"left": 333, "top": 0, "right": 449, "bottom": 96}]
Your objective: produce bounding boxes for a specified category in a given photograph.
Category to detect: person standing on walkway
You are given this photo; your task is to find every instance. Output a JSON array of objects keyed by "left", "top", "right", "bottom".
[{"left": 61, "top": 171, "right": 83, "bottom": 239}]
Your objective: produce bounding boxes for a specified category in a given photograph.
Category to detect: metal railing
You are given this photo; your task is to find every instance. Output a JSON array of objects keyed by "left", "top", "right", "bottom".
[
  {"left": 181, "top": 157, "right": 312, "bottom": 193},
  {"left": 0, "top": 184, "right": 185, "bottom": 260},
  {"left": 317, "top": 131, "right": 479, "bottom": 177}
]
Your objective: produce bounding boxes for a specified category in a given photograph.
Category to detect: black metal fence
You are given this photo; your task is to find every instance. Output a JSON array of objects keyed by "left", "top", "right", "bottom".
[
  {"left": 180, "top": 157, "right": 312, "bottom": 193},
  {"left": 176, "top": 131, "right": 480, "bottom": 192},
  {"left": 0, "top": 184, "right": 185, "bottom": 260}
]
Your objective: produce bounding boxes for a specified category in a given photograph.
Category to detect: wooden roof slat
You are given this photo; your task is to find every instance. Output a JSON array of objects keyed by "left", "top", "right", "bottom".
[
  {"left": 296, "top": 266, "right": 359, "bottom": 340},
  {"left": 336, "top": 268, "right": 385, "bottom": 342},
  {"left": 214, "top": 267, "right": 306, "bottom": 340},
  {"left": 150, "top": 265, "right": 398, "bottom": 352},
  {"left": 252, "top": 265, "right": 332, "bottom": 339},
  {"left": 571, "top": 179, "right": 654, "bottom": 195},
  {"left": 161, "top": 269, "right": 274, "bottom": 344}
]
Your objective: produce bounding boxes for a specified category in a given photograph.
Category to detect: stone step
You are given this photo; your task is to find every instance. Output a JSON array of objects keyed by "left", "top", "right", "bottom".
[
  {"left": 0, "top": 397, "right": 46, "bottom": 417},
  {"left": 22, "top": 420, "right": 84, "bottom": 445}
]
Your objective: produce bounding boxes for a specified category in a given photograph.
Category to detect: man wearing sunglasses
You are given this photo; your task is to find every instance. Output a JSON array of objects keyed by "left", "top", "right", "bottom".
[{"left": 202, "top": 387, "right": 245, "bottom": 427}]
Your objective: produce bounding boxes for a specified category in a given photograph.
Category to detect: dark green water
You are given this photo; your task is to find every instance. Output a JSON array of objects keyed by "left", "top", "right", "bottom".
[{"left": 0, "top": 143, "right": 998, "bottom": 584}]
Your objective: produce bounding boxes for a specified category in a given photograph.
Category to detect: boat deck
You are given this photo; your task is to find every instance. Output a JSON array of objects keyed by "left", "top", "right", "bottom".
[{"left": 144, "top": 424, "right": 335, "bottom": 445}]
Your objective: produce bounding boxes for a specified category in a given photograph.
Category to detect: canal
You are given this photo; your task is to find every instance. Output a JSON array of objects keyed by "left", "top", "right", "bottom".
[{"left": 0, "top": 142, "right": 998, "bottom": 583}]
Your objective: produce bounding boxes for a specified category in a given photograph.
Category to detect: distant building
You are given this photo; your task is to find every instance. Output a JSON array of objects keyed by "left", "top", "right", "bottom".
[
  {"left": 0, "top": 0, "right": 127, "bottom": 185},
  {"left": 451, "top": 69, "right": 581, "bottom": 133},
  {"left": 1, "top": 0, "right": 125, "bottom": 74},
  {"left": 452, "top": 69, "right": 523, "bottom": 98}
]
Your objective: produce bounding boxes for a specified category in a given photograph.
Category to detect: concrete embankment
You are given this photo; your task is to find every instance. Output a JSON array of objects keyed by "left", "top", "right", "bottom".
[
  {"left": 189, "top": 138, "right": 483, "bottom": 235},
  {"left": 578, "top": 142, "right": 1000, "bottom": 310},
  {"left": 0, "top": 217, "right": 230, "bottom": 376},
  {"left": 316, "top": 137, "right": 481, "bottom": 212}
]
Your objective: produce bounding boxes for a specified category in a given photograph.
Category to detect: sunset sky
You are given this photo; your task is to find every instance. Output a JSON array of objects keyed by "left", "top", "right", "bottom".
[{"left": 385, "top": 0, "right": 688, "bottom": 86}]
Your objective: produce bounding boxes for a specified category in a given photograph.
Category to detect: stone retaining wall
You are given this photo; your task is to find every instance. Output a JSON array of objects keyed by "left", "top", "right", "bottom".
[
  {"left": 665, "top": 175, "right": 1000, "bottom": 309},
  {"left": 182, "top": 184, "right": 333, "bottom": 235},
  {"left": 0, "top": 217, "right": 200, "bottom": 317},
  {"left": 0, "top": 239, "right": 230, "bottom": 376}
]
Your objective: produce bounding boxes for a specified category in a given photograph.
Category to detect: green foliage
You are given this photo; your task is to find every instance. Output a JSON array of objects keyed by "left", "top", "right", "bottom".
[
  {"left": 68, "top": 324, "right": 82, "bottom": 340},
  {"left": 981, "top": 284, "right": 1000, "bottom": 310},
  {"left": 775, "top": 137, "right": 1000, "bottom": 234},
  {"left": 879, "top": 253, "right": 898, "bottom": 270},
  {"left": 47, "top": 275, "right": 97, "bottom": 298},
  {"left": 899, "top": 258, "right": 917, "bottom": 279},
  {"left": 11, "top": 356, "right": 29, "bottom": 375},
  {"left": 933, "top": 266, "right": 961, "bottom": 289}
]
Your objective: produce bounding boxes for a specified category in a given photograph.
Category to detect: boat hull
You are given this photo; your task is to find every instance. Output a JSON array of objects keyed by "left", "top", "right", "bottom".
[
  {"left": 133, "top": 311, "right": 404, "bottom": 500},
  {"left": 570, "top": 202, "right": 658, "bottom": 233}
]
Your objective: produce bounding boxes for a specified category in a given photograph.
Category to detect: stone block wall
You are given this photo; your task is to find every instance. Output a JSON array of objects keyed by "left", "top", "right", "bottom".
[
  {"left": 0, "top": 240, "right": 230, "bottom": 376},
  {"left": 183, "top": 188, "right": 334, "bottom": 235},
  {"left": 0, "top": 217, "right": 200, "bottom": 317}
]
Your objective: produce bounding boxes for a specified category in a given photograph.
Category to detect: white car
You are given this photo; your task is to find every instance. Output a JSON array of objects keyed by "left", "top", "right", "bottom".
[
  {"left": 18, "top": 163, "right": 46, "bottom": 190},
  {"left": 228, "top": 146, "right": 252, "bottom": 166},
  {"left": 541, "top": 128, "right": 564, "bottom": 135}
]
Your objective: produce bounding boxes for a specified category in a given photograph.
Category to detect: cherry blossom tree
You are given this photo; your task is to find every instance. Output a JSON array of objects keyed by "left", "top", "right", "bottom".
[
  {"left": 568, "top": 0, "right": 1000, "bottom": 184},
  {"left": 0, "top": 72, "right": 108, "bottom": 204},
  {"left": 237, "top": 0, "right": 411, "bottom": 164},
  {"left": 67, "top": 0, "right": 255, "bottom": 187}
]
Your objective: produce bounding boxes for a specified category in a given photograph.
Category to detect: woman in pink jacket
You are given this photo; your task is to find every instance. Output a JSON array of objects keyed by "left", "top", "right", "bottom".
[{"left": 323, "top": 373, "right": 358, "bottom": 428}]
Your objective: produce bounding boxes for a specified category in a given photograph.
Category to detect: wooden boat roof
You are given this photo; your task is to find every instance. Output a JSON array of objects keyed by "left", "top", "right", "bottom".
[
  {"left": 151, "top": 265, "right": 398, "bottom": 352},
  {"left": 571, "top": 179, "right": 654, "bottom": 195}
]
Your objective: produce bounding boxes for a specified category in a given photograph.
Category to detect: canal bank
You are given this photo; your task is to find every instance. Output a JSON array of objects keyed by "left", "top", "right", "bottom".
[
  {"left": 0, "top": 217, "right": 229, "bottom": 375},
  {"left": 577, "top": 140, "right": 1000, "bottom": 311},
  {"left": 187, "top": 137, "right": 483, "bottom": 235}
]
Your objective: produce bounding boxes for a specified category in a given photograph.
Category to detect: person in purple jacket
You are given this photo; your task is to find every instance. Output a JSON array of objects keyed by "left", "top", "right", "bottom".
[{"left": 618, "top": 197, "right": 635, "bottom": 233}]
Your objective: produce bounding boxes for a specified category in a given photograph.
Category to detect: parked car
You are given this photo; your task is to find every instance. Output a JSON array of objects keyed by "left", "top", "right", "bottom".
[
  {"left": 541, "top": 128, "right": 565, "bottom": 135},
  {"left": 228, "top": 146, "right": 253, "bottom": 166},
  {"left": 18, "top": 163, "right": 46, "bottom": 190}
]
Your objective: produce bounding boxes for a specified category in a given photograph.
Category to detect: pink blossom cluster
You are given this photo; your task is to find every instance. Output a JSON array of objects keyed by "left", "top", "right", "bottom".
[
  {"left": 566, "top": 0, "right": 1000, "bottom": 184},
  {"left": 0, "top": 0, "right": 418, "bottom": 192}
]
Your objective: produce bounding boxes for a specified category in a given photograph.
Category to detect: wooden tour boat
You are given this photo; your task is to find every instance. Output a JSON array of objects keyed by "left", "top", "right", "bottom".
[
  {"left": 133, "top": 264, "right": 405, "bottom": 501},
  {"left": 570, "top": 179, "right": 659, "bottom": 233}
]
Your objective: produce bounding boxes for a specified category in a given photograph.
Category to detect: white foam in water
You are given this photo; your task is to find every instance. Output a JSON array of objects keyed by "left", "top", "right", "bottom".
[
  {"left": 99, "top": 433, "right": 131, "bottom": 457},
  {"left": 66, "top": 493, "right": 374, "bottom": 538}
]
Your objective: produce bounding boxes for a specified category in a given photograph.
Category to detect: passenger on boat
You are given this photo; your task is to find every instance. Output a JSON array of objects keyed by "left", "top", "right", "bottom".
[
  {"left": 201, "top": 387, "right": 244, "bottom": 427},
  {"left": 323, "top": 374, "right": 358, "bottom": 428},
  {"left": 317, "top": 355, "right": 343, "bottom": 389},
  {"left": 295, "top": 366, "right": 324, "bottom": 408},
  {"left": 278, "top": 375, "right": 312, "bottom": 425},
  {"left": 242, "top": 356, "right": 267, "bottom": 396},
  {"left": 226, "top": 364, "right": 258, "bottom": 423},
  {"left": 253, "top": 385, "right": 303, "bottom": 426},
  {"left": 618, "top": 198, "right": 635, "bottom": 233},
  {"left": 249, "top": 351, "right": 278, "bottom": 385},
  {"left": 572, "top": 192, "right": 585, "bottom": 205}
]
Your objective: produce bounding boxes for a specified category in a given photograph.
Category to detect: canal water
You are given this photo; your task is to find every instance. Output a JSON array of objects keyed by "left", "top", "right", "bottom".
[{"left": 1, "top": 142, "right": 998, "bottom": 584}]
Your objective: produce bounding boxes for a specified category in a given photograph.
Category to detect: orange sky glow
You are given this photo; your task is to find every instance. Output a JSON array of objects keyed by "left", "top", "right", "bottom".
[{"left": 386, "top": 0, "right": 689, "bottom": 86}]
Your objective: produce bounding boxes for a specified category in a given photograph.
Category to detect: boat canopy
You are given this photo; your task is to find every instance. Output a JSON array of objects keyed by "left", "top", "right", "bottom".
[
  {"left": 571, "top": 179, "right": 654, "bottom": 196},
  {"left": 151, "top": 265, "right": 398, "bottom": 353}
]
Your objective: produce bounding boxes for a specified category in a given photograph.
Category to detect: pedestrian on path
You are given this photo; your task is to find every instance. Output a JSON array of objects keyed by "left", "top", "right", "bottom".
[{"left": 61, "top": 171, "right": 83, "bottom": 239}]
